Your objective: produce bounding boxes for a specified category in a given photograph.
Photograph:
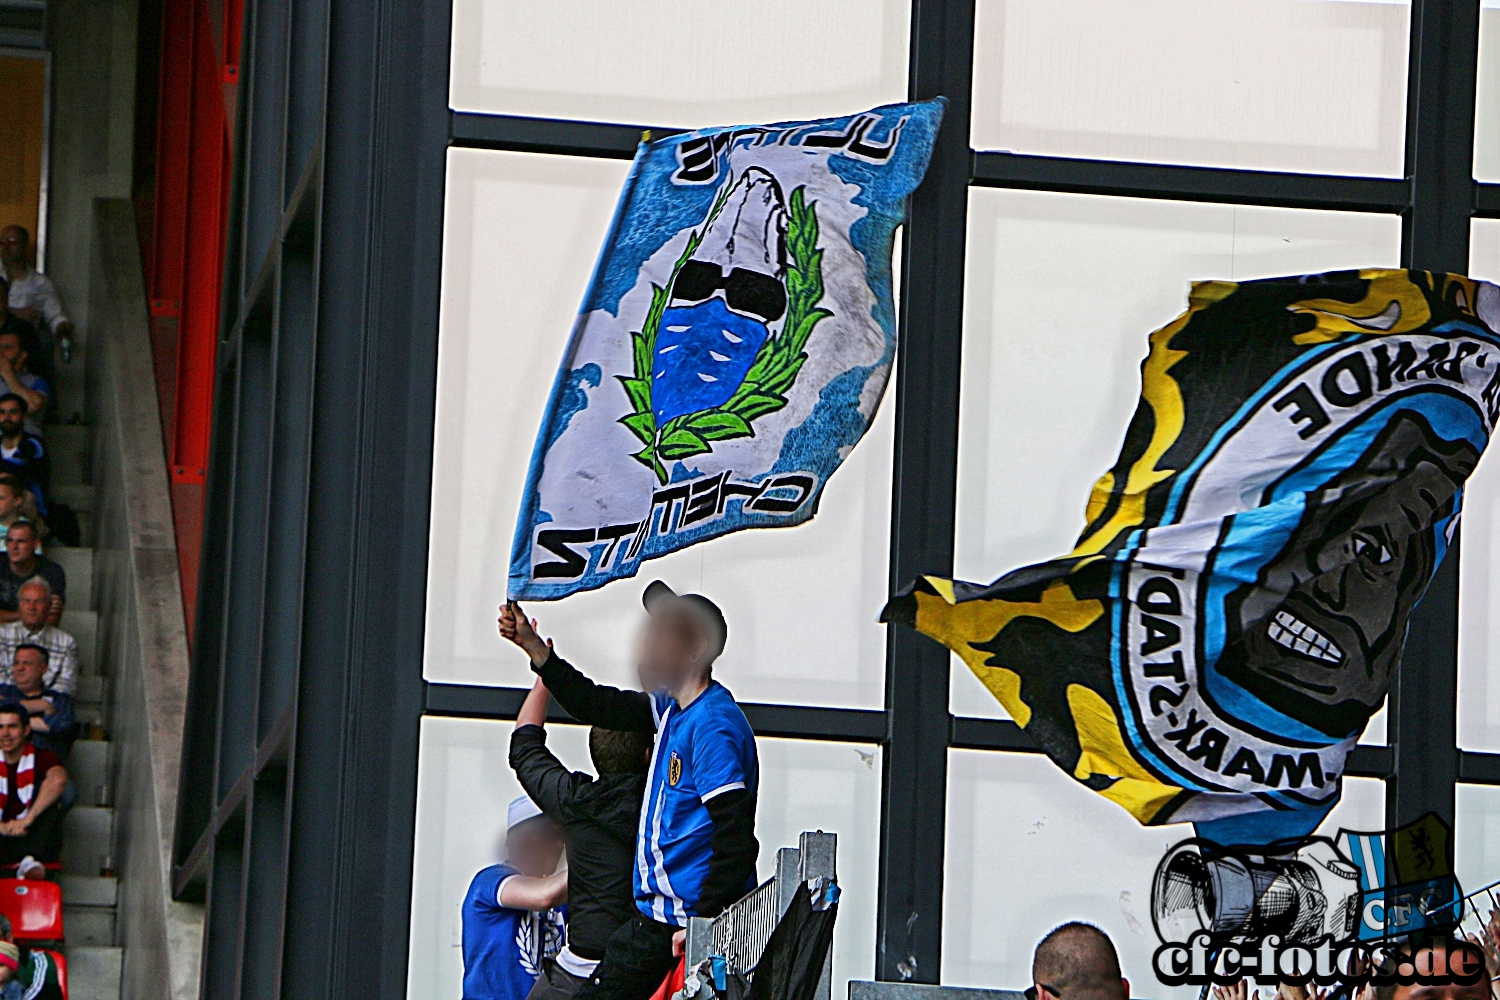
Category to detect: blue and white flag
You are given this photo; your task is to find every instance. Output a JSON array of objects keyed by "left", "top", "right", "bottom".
[{"left": 509, "top": 100, "right": 944, "bottom": 600}]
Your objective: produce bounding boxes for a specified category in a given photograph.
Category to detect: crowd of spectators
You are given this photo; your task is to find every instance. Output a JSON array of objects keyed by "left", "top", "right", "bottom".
[{"left": 0, "top": 227, "right": 81, "bottom": 886}]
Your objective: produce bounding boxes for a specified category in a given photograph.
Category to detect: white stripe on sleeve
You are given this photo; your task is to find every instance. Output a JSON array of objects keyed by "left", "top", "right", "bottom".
[{"left": 700, "top": 780, "right": 746, "bottom": 802}]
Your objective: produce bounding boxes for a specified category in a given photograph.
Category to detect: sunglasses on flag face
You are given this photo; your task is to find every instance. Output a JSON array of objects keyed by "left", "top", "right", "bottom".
[
  {"left": 1024, "top": 985, "right": 1062, "bottom": 1000},
  {"left": 670, "top": 260, "right": 787, "bottom": 323}
]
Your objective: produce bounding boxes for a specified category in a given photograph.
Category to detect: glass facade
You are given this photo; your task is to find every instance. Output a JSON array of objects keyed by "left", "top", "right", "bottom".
[
  {"left": 448, "top": 0, "right": 911, "bottom": 127},
  {"left": 970, "top": 0, "right": 1411, "bottom": 175}
]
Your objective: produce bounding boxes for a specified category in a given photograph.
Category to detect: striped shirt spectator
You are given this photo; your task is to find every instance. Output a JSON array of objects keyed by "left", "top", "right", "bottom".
[{"left": 0, "top": 579, "right": 74, "bottom": 694}]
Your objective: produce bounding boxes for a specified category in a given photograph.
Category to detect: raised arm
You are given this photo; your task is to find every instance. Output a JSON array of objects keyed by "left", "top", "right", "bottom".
[
  {"left": 510, "top": 676, "right": 583, "bottom": 817},
  {"left": 498, "top": 870, "right": 568, "bottom": 911},
  {"left": 499, "top": 602, "right": 654, "bottom": 732}
]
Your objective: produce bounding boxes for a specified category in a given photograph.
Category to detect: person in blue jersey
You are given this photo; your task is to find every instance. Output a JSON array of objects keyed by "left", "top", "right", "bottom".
[
  {"left": 498, "top": 581, "right": 759, "bottom": 1000},
  {"left": 462, "top": 796, "right": 569, "bottom": 1000}
]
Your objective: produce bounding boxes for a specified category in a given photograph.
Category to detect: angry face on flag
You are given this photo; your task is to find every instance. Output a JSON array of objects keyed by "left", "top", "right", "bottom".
[
  {"left": 885, "top": 270, "right": 1500, "bottom": 846},
  {"left": 509, "top": 100, "right": 943, "bottom": 601}
]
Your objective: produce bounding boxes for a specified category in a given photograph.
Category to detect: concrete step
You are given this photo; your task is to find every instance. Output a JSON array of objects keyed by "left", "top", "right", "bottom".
[
  {"left": 62, "top": 904, "right": 113, "bottom": 946},
  {"left": 61, "top": 807, "right": 111, "bottom": 876},
  {"left": 57, "top": 609, "right": 96, "bottom": 676},
  {"left": 63, "top": 943, "right": 121, "bottom": 999},
  {"left": 42, "top": 425, "right": 90, "bottom": 487},
  {"left": 74, "top": 674, "right": 106, "bottom": 707},
  {"left": 48, "top": 483, "right": 93, "bottom": 513},
  {"left": 59, "top": 875, "right": 115, "bottom": 908},
  {"left": 67, "top": 740, "right": 109, "bottom": 800},
  {"left": 48, "top": 546, "right": 92, "bottom": 611}
]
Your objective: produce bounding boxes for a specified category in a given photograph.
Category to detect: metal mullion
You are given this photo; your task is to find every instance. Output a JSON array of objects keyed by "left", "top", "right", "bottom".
[
  {"left": 1388, "top": 0, "right": 1481, "bottom": 832},
  {"left": 876, "top": 0, "right": 975, "bottom": 984},
  {"left": 449, "top": 110, "right": 676, "bottom": 159},
  {"left": 422, "top": 683, "right": 888, "bottom": 743},
  {"left": 972, "top": 151, "right": 1411, "bottom": 213}
]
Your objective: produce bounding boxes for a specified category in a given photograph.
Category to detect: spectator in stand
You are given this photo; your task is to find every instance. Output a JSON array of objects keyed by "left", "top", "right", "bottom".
[
  {"left": 0, "top": 524, "right": 62, "bottom": 625},
  {"left": 0, "top": 702, "right": 66, "bottom": 868},
  {"left": 462, "top": 796, "right": 569, "bottom": 1000},
  {"left": 510, "top": 676, "right": 653, "bottom": 1000},
  {"left": 1029, "top": 922, "right": 1129, "bottom": 1000},
  {"left": 0, "top": 477, "right": 44, "bottom": 553},
  {"left": 0, "top": 397, "right": 45, "bottom": 514},
  {"left": 0, "top": 646, "right": 73, "bottom": 759},
  {"left": 0, "top": 580, "right": 74, "bottom": 695},
  {"left": 0, "top": 913, "right": 64, "bottom": 999},
  {"left": 499, "top": 581, "right": 759, "bottom": 1000},
  {"left": 0, "top": 326, "right": 44, "bottom": 438},
  {"left": 0, "top": 227, "right": 71, "bottom": 359}
]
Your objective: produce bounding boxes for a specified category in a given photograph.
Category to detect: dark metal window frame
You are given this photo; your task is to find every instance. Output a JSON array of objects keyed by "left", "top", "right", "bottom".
[{"left": 175, "top": 0, "right": 1500, "bottom": 996}]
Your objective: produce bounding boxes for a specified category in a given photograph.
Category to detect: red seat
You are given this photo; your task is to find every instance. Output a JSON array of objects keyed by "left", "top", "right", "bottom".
[
  {"left": 41, "top": 948, "right": 65, "bottom": 1000},
  {"left": 0, "top": 879, "right": 62, "bottom": 943}
]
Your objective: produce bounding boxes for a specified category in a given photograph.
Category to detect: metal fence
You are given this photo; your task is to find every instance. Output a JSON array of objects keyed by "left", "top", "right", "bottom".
[{"left": 684, "top": 830, "right": 838, "bottom": 998}]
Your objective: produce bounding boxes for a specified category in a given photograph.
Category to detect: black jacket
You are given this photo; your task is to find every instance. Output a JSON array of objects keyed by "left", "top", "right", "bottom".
[
  {"left": 535, "top": 651, "right": 760, "bottom": 918},
  {"left": 509, "top": 724, "right": 644, "bottom": 960}
]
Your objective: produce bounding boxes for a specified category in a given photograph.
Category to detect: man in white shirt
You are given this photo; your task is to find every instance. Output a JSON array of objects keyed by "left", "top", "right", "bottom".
[
  {"left": 0, "top": 579, "right": 74, "bottom": 695},
  {"left": 0, "top": 229, "right": 69, "bottom": 346}
]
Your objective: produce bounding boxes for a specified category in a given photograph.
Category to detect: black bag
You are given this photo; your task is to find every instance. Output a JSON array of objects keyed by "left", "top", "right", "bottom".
[{"left": 747, "top": 881, "right": 838, "bottom": 1000}]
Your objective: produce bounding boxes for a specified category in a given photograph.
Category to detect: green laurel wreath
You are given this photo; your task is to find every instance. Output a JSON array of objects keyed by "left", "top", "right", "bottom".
[{"left": 617, "top": 184, "right": 832, "bottom": 485}]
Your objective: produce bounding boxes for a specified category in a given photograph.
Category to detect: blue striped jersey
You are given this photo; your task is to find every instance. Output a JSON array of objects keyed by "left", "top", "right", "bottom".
[{"left": 635, "top": 681, "right": 758, "bottom": 926}]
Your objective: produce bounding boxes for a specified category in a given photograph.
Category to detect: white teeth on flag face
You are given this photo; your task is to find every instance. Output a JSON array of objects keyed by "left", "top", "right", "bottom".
[
  {"left": 698, "top": 373, "right": 718, "bottom": 382},
  {"left": 710, "top": 351, "right": 730, "bottom": 362},
  {"left": 1267, "top": 609, "right": 1344, "bottom": 664},
  {"left": 666, "top": 325, "right": 689, "bottom": 333},
  {"left": 659, "top": 344, "right": 679, "bottom": 353},
  {"left": 722, "top": 329, "right": 742, "bottom": 343}
]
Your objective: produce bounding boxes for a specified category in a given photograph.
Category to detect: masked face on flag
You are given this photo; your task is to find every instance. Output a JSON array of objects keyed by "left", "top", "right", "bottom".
[
  {"left": 886, "top": 270, "right": 1500, "bottom": 846},
  {"left": 510, "top": 101, "right": 943, "bottom": 601}
]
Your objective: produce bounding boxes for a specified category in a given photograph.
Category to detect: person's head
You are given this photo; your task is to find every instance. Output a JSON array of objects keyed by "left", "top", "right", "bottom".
[
  {"left": 0, "top": 395, "right": 26, "bottom": 439},
  {"left": 0, "top": 913, "right": 13, "bottom": 942},
  {"left": 0, "top": 940, "right": 17, "bottom": 983},
  {"left": 6, "top": 520, "right": 37, "bottom": 566},
  {"left": 589, "top": 727, "right": 653, "bottom": 776},
  {"left": 0, "top": 331, "right": 26, "bottom": 373},
  {"left": 503, "top": 796, "right": 563, "bottom": 878},
  {"left": 1375, "top": 937, "right": 1488, "bottom": 1000},
  {"left": 0, "top": 477, "right": 23, "bottom": 524},
  {"left": 16, "top": 578, "right": 47, "bottom": 630},
  {"left": 0, "top": 702, "right": 29, "bottom": 754},
  {"left": 0, "top": 226, "right": 29, "bottom": 269},
  {"left": 1031, "top": 922, "right": 1128, "bottom": 1000},
  {"left": 11, "top": 644, "right": 45, "bottom": 695},
  {"left": 635, "top": 581, "right": 727, "bottom": 691}
]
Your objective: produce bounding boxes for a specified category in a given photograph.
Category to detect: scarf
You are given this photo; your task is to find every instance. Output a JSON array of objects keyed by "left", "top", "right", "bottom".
[{"left": 0, "top": 744, "right": 37, "bottom": 816}]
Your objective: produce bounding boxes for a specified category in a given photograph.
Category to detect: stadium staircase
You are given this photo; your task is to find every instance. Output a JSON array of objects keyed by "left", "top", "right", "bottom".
[{"left": 50, "top": 394, "right": 124, "bottom": 996}]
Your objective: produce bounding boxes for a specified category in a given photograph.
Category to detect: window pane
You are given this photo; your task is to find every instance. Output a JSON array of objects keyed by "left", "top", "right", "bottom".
[
  {"left": 943, "top": 750, "right": 1385, "bottom": 995},
  {"left": 1476, "top": 5, "right": 1500, "bottom": 182},
  {"left": 407, "top": 718, "right": 879, "bottom": 999},
  {"left": 971, "top": 0, "right": 1410, "bottom": 177},
  {"left": 1460, "top": 220, "right": 1500, "bottom": 750},
  {"left": 953, "top": 188, "right": 1402, "bottom": 737},
  {"left": 428, "top": 148, "right": 891, "bottom": 708},
  {"left": 1457, "top": 784, "right": 1500, "bottom": 927},
  {"left": 449, "top": 0, "right": 910, "bottom": 127}
]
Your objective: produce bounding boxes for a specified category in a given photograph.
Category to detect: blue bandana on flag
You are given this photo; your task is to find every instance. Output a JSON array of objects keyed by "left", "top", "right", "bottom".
[{"left": 509, "top": 100, "right": 944, "bottom": 600}]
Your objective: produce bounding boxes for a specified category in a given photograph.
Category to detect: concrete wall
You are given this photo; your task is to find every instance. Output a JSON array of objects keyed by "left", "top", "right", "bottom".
[
  {"left": 88, "top": 198, "right": 201, "bottom": 1000},
  {"left": 48, "top": 0, "right": 139, "bottom": 367}
]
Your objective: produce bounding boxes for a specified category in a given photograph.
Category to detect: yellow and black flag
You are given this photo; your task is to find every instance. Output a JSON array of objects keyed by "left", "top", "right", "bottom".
[{"left": 885, "top": 270, "right": 1499, "bottom": 844}]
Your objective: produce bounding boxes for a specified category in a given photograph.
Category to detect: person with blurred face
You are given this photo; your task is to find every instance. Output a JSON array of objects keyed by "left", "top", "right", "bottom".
[
  {"left": 498, "top": 581, "right": 759, "bottom": 1000},
  {"left": 0, "top": 579, "right": 73, "bottom": 696},
  {"left": 0, "top": 524, "right": 61, "bottom": 625},
  {"left": 0, "top": 702, "right": 66, "bottom": 867},
  {"left": 0, "top": 395, "right": 46, "bottom": 514},
  {"left": 0, "top": 332, "right": 44, "bottom": 436},
  {"left": 0, "top": 225, "right": 72, "bottom": 373},
  {"left": 462, "top": 796, "right": 568, "bottom": 1000},
  {"left": 0, "top": 644, "right": 73, "bottom": 758}
]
